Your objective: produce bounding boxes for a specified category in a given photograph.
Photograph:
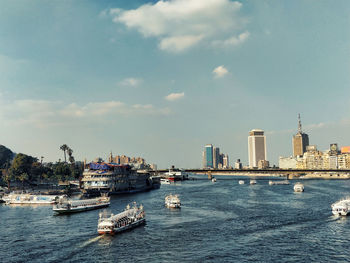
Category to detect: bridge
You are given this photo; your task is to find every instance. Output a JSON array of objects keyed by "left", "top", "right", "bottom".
[{"left": 151, "top": 168, "right": 350, "bottom": 180}]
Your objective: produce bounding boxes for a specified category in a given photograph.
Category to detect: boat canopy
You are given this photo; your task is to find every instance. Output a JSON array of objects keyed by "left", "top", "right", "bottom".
[{"left": 89, "top": 162, "right": 131, "bottom": 170}]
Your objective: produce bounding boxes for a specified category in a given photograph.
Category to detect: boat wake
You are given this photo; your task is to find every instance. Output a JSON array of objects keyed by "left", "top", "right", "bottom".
[{"left": 79, "top": 235, "right": 103, "bottom": 248}]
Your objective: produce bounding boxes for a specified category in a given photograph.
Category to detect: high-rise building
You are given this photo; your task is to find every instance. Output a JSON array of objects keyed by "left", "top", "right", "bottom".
[
  {"left": 223, "top": 154, "right": 229, "bottom": 168},
  {"left": 204, "top": 144, "right": 213, "bottom": 168},
  {"left": 292, "top": 114, "right": 309, "bottom": 157},
  {"left": 213, "top": 147, "right": 220, "bottom": 168},
  {"left": 248, "top": 129, "right": 267, "bottom": 168}
]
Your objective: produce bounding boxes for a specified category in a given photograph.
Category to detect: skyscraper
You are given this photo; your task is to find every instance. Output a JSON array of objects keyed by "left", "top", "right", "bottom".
[
  {"left": 248, "top": 129, "right": 267, "bottom": 168},
  {"left": 292, "top": 114, "right": 309, "bottom": 157},
  {"left": 204, "top": 144, "right": 213, "bottom": 168},
  {"left": 213, "top": 147, "right": 220, "bottom": 168}
]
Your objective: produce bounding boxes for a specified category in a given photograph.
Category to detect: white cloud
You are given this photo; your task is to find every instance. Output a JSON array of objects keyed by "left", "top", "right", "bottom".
[
  {"left": 212, "top": 31, "right": 250, "bottom": 47},
  {"left": 165, "top": 92, "right": 185, "bottom": 101},
  {"left": 119, "top": 77, "right": 142, "bottom": 87},
  {"left": 110, "top": 0, "right": 248, "bottom": 52},
  {"left": 213, "top": 65, "right": 228, "bottom": 78}
]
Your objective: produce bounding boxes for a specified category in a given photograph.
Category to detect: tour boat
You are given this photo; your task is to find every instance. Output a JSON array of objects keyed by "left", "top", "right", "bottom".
[
  {"left": 250, "top": 179, "right": 257, "bottom": 185},
  {"left": 97, "top": 203, "right": 145, "bottom": 235},
  {"left": 165, "top": 194, "right": 181, "bottom": 208},
  {"left": 53, "top": 194, "right": 110, "bottom": 214},
  {"left": 239, "top": 180, "right": 245, "bottom": 185},
  {"left": 269, "top": 180, "right": 290, "bottom": 185},
  {"left": 331, "top": 198, "right": 350, "bottom": 216},
  {"left": 293, "top": 182, "right": 304, "bottom": 192},
  {"left": 4, "top": 193, "right": 60, "bottom": 205}
]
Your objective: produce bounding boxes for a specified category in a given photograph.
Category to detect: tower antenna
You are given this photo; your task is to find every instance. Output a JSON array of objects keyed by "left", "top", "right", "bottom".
[{"left": 298, "top": 113, "right": 302, "bottom": 133}]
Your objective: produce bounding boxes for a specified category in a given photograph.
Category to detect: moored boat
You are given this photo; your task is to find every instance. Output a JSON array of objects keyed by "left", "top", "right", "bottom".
[
  {"left": 165, "top": 194, "right": 181, "bottom": 208},
  {"left": 269, "top": 180, "right": 290, "bottom": 185},
  {"left": 4, "top": 192, "right": 60, "bottom": 205},
  {"left": 293, "top": 182, "right": 304, "bottom": 192},
  {"left": 97, "top": 203, "right": 145, "bottom": 235},
  {"left": 331, "top": 198, "right": 350, "bottom": 216},
  {"left": 239, "top": 180, "right": 245, "bottom": 185},
  {"left": 53, "top": 194, "right": 110, "bottom": 214}
]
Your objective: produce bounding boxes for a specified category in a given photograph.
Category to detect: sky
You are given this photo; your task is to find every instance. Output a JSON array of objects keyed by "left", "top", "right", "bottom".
[{"left": 1, "top": 0, "right": 350, "bottom": 168}]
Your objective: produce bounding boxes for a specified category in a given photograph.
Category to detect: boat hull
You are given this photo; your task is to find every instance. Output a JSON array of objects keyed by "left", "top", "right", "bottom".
[{"left": 53, "top": 202, "right": 110, "bottom": 214}]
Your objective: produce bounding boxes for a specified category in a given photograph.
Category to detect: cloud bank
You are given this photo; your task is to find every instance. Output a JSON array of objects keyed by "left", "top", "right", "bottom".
[{"left": 110, "top": 0, "right": 248, "bottom": 52}]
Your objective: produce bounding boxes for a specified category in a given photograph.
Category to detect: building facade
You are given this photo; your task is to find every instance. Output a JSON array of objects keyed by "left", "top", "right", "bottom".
[
  {"left": 204, "top": 144, "right": 213, "bottom": 168},
  {"left": 292, "top": 114, "right": 309, "bottom": 157},
  {"left": 248, "top": 129, "right": 267, "bottom": 168}
]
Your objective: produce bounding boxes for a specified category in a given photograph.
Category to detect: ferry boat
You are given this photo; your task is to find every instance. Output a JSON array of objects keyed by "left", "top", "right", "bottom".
[
  {"left": 239, "top": 180, "right": 245, "bottom": 185},
  {"left": 250, "top": 179, "right": 257, "bottom": 185},
  {"left": 82, "top": 162, "right": 160, "bottom": 196},
  {"left": 97, "top": 203, "right": 145, "bottom": 235},
  {"left": 165, "top": 194, "right": 181, "bottom": 208},
  {"left": 4, "top": 193, "right": 60, "bottom": 205},
  {"left": 163, "top": 168, "right": 189, "bottom": 181},
  {"left": 269, "top": 180, "right": 290, "bottom": 185},
  {"left": 331, "top": 198, "right": 350, "bottom": 216},
  {"left": 293, "top": 182, "right": 304, "bottom": 192},
  {"left": 53, "top": 194, "right": 110, "bottom": 214}
]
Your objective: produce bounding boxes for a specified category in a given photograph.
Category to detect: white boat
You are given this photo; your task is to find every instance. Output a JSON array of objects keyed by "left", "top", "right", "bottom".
[
  {"left": 250, "top": 179, "right": 257, "bottom": 185},
  {"left": 269, "top": 180, "right": 290, "bottom": 185},
  {"left": 331, "top": 198, "right": 350, "bottom": 216},
  {"left": 4, "top": 193, "right": 60, "bottom": 205},
  {"left": 53, "top": 194, "right": 110, "bottom": 214},
  {"left": 165, "top": 194, "right": 181, "bottom": 208},
  {"left": 97, "top": 203, "right": 145, "bottom": 235},
  {"left": 160, "top": 178, "right": 171, "bottom": 184},
  {"left": 211, "top": 178, "right": 217, "bottom": 182},
  {"left": 239, "top": 180, "right": 245, "bottom": 185},
  {"left": 293, "top": 182, "right": 304, "bottom": 192}
]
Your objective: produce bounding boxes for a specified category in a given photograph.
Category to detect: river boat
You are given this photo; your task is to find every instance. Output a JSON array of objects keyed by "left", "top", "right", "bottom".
[
  {"left": 82, "top": 162, "right": 160, "bottom": 196},
  {"left": 4, "top": 193, "right": 60, "bottom": 205},
  {"left": 211, "top": 178, "right": 217, "bottom": 182},
  {"left": 97, "top": 203, "right": 145, "bottom": 235},
  {"left": 53, "top": 194, "right": 110, "bottom": 214},
  {"left": 269, "top": 180, "right": 290, "bottom": 185},
  {"left": 293, "top": 182, "right": 304, "bottom": 192},
  {"left": 239, "top": 180, "right": 245, "bottom": 185},
  {"left": 163, "top": 168, "right": 189, "bottom": 181},
  {"left": 250, "top": 179, "right": 257, "bottom": 185},
  {"left": 165, "top": 194, "right": 181, "bottom": 208},
  {"left": 331, "top": 198, "right": 350, "bottom": 216}
]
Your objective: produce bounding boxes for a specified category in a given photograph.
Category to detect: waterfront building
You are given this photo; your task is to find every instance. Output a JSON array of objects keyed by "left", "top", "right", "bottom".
[
  {"left": 292, "top": 114, "right": 309, "bottom": 157},
  {"left": 235, "top": 159, "right": 242, "bottom": 169},
  {"left": 213, "top": 147, "right": 220, "bottom": 168},
  {"left": 248, "top": 129, "right": 267, "bottom": 168},
  {"left": 341, "top": 146, "right": 350, "bottom": 154},
  {"left": 279, "top": 156, "right": 297, "bottom": 169},
  {"left": 204, "top": 144, "right": 214, "bottom": 168},
  {"left": 223, "top": 154, "right": 229, "bottom": 169},
  {"left": 258, "top": 160, "right": 269, "bottom": 169}
]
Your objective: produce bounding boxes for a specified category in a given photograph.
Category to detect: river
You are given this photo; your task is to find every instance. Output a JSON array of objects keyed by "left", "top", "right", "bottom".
[{"left": 1, "top": 177, "right": 350, "bottom": 262}]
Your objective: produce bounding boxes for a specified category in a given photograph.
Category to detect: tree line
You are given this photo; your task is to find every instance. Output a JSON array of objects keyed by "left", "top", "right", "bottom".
[{"left": 0, "top": 144, "right": 83, "bottom": 190}]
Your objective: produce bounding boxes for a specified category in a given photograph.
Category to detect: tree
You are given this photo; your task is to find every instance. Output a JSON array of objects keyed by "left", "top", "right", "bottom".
[
  {"left": 19, "top": 173, "right": 28, "bottom": 189},
  {"left": 11, "top": 153, "right": 36, "bottom": 177},
  {"left": 60, "top": 144, "right": 69, "bottom": 163},
  {"left": 0, "top": 145, "right": 13, "bottom": 168},
  {"left": 67, "top": 147, "right": 75, "bottom": 164},
  {"left": 53, "top": 162, "right": 71, "bottom": 182}
]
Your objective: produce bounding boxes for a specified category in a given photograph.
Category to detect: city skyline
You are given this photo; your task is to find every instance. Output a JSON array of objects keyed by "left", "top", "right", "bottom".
[{"left": 1, "top": 1, "right": 350, "bottom": 168}]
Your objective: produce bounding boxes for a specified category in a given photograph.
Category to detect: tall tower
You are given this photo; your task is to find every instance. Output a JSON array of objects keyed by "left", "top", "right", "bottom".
[
  {"left": 248, "top": 129, "right": 267, "bottom": 168},
  {"left": 213, "top": 147, "right": 220, "bottom": 168},
  {"left": 204, "top": 144, "right": 213, "bottom": 168},
  {"left": 292, "top": 114, "right": 309, "bottom": 157}
]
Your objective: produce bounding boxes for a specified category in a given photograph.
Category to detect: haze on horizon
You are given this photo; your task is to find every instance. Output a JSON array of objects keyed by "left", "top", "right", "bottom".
[{"left": 0, "top": 0, "right": 350, "bottom": 169}]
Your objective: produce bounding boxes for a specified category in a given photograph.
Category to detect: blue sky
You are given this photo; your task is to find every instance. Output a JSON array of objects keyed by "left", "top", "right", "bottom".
[{"left": 1, "top": 0, "right": 350, "bottom": 168}]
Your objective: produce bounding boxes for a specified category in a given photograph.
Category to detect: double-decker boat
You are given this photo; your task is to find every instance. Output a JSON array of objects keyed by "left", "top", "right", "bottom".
[
  {"left": 293, "top": 182, "right": 304, "bottom": 192},
  {"left": 97, "top": 203, "right": 145, "bottom": 235},
  {"left": 82, "top": 162, "right": 160, "bottom": 196},
  {"left": 53, "top": 194, "right": 110, "bottom": 214},
  {"left": 165, "top": 194, "right": 181, "bottom": 208},
  {"left": 3, "top": 192, "right": 60, "bottom": 205},
  {"left": 331, "top": 198, "right": 350, "bottom": 216}
]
